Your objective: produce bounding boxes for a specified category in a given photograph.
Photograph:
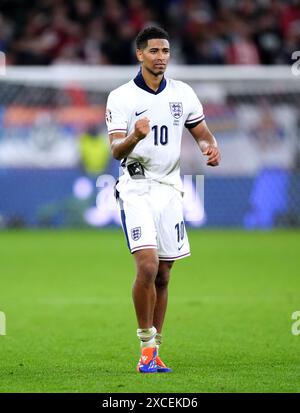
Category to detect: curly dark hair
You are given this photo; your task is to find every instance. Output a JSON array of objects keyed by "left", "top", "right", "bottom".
[{"left": 135, "top": 26, "right": 169, "bottom": 49}]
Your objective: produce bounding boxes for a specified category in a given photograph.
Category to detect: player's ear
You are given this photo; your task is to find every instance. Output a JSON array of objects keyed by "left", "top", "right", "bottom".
[{"left": 136, "top": 49, "right": 143, "bottom": 63}]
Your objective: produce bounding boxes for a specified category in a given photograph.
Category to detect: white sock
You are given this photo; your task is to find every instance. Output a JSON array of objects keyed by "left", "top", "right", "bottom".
[
  {"left": 137, "top": 326, "right": 157, "bottom": 349},
  {"left": 155, "top": 332, "right": 163, "bottom": 355}
]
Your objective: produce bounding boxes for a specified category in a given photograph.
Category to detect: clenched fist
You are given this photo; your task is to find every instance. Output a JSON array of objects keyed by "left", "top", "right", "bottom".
[{"left": 134, "top": 117, "right": 150, "bottom": 140}]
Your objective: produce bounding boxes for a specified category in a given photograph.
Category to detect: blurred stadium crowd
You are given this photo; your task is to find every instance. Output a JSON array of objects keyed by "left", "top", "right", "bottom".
[{"left": 1, "top": 0, "right": 300, "bottom": 65}]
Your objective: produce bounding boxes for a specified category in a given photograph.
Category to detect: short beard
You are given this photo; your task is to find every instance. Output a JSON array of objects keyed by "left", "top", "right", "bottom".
[{"left": 145, "top": 66, "right": 164, "bottom": 77}]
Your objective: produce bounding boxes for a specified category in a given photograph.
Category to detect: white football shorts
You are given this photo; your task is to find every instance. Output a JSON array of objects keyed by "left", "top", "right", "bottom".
[{"left": 116, "top": 176, "right": 191, "bottom": 261}]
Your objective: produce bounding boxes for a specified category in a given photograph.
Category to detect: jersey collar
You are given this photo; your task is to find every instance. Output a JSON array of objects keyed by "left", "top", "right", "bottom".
[{"left": 134, "top": 69, "right": 167, "bottom": 95}]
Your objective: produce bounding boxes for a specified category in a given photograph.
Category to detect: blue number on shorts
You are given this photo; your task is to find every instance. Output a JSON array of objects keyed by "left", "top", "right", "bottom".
[
  {"left": 152, "top": 125, "right": 168, "bottom": 146},
  {"left": 175, "top": 221, "right": 184, "bottom": 243}
]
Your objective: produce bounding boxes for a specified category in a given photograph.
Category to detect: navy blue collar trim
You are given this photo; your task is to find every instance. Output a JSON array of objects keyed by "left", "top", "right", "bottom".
[{"left": 134, "top": 70, "right": 167, "bottom": 95}]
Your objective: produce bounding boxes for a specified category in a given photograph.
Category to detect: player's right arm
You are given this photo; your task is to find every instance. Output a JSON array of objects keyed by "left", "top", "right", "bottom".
[
  {"left": 109, "top": 118, "right": 150, "bottom": 160},
  {"left": 106, "top": 90, "right": 150, "bottom": 160}
]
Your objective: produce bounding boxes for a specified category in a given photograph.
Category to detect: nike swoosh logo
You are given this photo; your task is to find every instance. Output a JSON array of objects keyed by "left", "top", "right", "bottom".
[
  {"left": 135, "top": 109, "right": 148, "bottom": 116},
  {"left": 178, "top": 244, "right": 185, "bottom": 251}
]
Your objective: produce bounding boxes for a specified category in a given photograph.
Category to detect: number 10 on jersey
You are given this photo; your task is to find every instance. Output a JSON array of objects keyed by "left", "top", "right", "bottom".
[{"left": 152, "top": 125, "right": 168, "bottom": 146}]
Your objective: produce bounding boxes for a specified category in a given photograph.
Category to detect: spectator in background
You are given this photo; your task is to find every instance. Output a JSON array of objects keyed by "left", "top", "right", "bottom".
[
  {"left": 278, "top": 0, "right": 300, "bottom": 63},
  {"left": 280, "top": 0, "right": 300, "bottom": 38},
  {"left": 277, "top": 22, "right": 300, "bottom": 64},
  {"left": 1, "top": 0, "right": 300, "bottom": 66},
  {"left": 226, "top": 18, "right": 260, "bottom": 64},
  {"left": 254, "top": 5, "right": 282, "bottom": 64},
  {"left": 11, "top": 3, "right": 82, "bottom": 65},
  {"left": 79, "top": 126, "right": 110, "bottom": 176},
  {"left": 82, "top": 17, "right": 109, "bottom": 64},
  {"left": 0, "top": 13, "right": 14, "bottom": 55}
]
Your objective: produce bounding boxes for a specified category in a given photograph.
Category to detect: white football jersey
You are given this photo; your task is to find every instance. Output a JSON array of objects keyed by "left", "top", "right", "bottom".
[{"left": 106, "top": 70, "right": 205, "bottom": 191}]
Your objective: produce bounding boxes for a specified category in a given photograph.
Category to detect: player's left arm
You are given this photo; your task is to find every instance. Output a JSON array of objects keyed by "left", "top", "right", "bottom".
[{"left": 188, "top": 120, "right": 221, "bottom": 167}]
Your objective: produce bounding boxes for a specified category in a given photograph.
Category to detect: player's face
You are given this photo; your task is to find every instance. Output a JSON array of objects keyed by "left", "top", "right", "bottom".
[{"left": 137, "top": 39, "right": 170, "bottom": 77}]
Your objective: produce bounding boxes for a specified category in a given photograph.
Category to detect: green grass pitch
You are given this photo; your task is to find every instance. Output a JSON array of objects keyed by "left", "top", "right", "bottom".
[{"left": 0, "top": 229, "right": 299, "bottom": 393}]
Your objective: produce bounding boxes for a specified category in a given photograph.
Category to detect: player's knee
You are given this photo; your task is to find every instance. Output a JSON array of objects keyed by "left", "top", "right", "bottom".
[
  {"left": 155, "top": 262, "right": 173, "bottom": 289},
  {"left": 155, "top": 270, "right": 170, "bottom": 289},
  {"left": 137, "top": 260, "right": 159, "bottom": 286}
]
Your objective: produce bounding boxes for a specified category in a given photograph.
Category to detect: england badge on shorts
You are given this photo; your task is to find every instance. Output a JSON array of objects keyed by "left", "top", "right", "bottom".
[
  {"left": 131, "top": 227, "right": 141, "bottom": 241},
  {"left": 169, "top": 102, "right": 183, "bottom": 119}
]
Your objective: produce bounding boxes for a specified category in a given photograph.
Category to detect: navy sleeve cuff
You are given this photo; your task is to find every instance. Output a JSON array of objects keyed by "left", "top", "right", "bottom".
[{"left": 184, "top": 118, "right": 205, "bottom": 130}]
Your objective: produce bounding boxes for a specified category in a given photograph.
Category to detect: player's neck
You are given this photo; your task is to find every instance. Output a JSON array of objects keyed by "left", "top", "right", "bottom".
[{"left": 141, "top": 67, "right": 164, "bottom": 93}]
